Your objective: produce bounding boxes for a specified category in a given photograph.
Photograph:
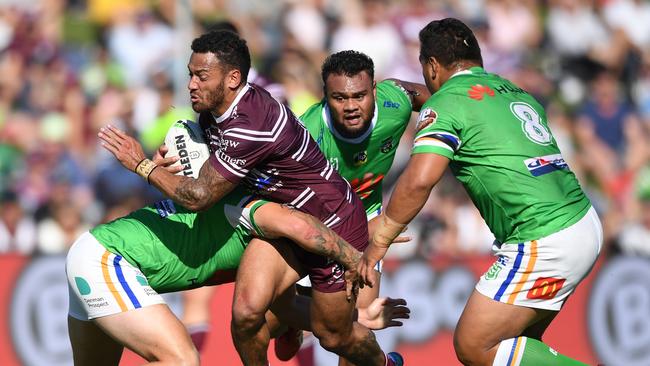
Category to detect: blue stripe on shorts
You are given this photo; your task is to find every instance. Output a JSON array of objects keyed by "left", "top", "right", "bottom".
[
  {"left": 113, "top": 255, "right": 142, "bottom": 309},
  {"left": 494, "top": 243, "right": 524, "bottom": 301}
]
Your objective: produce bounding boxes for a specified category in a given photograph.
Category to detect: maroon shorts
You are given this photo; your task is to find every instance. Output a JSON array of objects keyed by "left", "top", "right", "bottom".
[{"left": 292, "top": 205, "right": 369, "bottom": 293}]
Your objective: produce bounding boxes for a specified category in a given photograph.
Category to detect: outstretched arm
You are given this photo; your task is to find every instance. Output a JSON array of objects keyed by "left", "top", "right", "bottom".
[
  {"left": 385, "top": 78, "right": 431, "bottom": 112},
  {"left": 98, "top": 125, "right": 235, "bottom": 211},
  {"left": 272, "top": 295, "right": 410, "bottom": 332},
  {"left": 356, "top": 297, "right": 410, "bottom": 330},
  {"left": 253, "top": 203, "right": 364, "bottom": 299},
  {"left": 253, "top": 203, "right": 361, "bottom": 272}
]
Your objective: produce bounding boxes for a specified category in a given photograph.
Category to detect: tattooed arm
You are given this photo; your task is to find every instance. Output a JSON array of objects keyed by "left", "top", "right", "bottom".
[
  {"left": 98, "top": 125, "right": 235, "bottom": 211},
  {"left": 252, "top": 203, "right": 361, "bottom": 271},
  {"left": 147, "top": 158, "right": 236, "bottom": 211}
]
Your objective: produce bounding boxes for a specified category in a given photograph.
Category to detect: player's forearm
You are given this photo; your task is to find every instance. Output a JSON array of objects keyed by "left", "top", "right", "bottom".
[
  {"left": 148, "top": 168, "right": 212, "bottom": 211},
  {"left": 385, "top": 153, "right": 445, "bottom": 226},
  {"left": 384, "top": 172, "right": 431, "bottom": 226},
  {"left": 295, "top": 213, "right": 361, "bottom": 270}
]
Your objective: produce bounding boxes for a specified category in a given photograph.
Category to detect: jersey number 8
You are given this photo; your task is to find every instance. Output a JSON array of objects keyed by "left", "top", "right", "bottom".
[{"left": 510, "top": 102, "right": 553, "bottom": 146}]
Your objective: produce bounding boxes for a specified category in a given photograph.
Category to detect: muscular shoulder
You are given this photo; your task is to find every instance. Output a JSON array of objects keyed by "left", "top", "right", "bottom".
[
  {"left": 376, "top": 80, "right": 414, "bottom": 119},
  {"left": 299, "top": 101, "right": 325, "bottom": 135}
]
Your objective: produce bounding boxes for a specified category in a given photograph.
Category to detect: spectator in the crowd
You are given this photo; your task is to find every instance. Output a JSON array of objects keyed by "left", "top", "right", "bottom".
[
  {"left": 330, "top": 0, "right": 404, "bottom": 79},
  {"left": 617, "top": 192, "right": 650, "bottom": 257},
  {"left": 107, "top": 9, "right": 173, "bottom": 88},
  {"left": 0, "top": 191, "right": 36, "bottom": 255},
  {"left": 36, "top": 200, "right": 90, "bottom": 255},
  {"left": 546, "top": 0, "right": 627, "bottom": 83}
]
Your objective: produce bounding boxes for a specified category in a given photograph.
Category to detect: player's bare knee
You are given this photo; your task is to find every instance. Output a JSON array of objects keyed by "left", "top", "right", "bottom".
[
  {"left": 453, "top": 330, "right": 491, "bottom": 366},
  {"left": 231, "top": 299, "right": 266, "bottom": 334},
  {"left": 315, "top": 331, "right": 348, "bottom": 354},
  {"left": 161, "top": 342, "right": 199, "bottom": 366},
  {"left": 312, "top": 323, "right": 354, "bottom": 354}
]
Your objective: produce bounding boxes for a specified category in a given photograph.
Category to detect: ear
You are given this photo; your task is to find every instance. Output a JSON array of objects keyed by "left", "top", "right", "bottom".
[
  {"left": 372, "top": 80, "right": 377, "bottom": 97},
  {"left": 226, "top": 69, "right": 242, "bottom": 90},
  {"left": 427, "top": 56, "right": 439, "bottom": 81}
]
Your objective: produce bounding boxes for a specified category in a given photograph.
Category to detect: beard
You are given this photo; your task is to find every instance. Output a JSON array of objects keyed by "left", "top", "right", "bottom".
[{"left": 192, "top": 79, "right": 226, "bottom": 113}]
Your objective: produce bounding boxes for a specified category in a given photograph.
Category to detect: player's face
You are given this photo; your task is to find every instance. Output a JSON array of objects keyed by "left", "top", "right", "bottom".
[
  {"left": 187, "top": 52, "right": 226, "bottom": 113},
  {"left": 325, "top": 71, "right": 376, "bottom": 138}
]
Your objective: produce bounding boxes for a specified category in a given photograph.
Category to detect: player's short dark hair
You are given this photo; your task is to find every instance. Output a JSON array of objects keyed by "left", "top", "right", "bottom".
[
  {"left": 191, "top": 30, "right": 251, "bottom": 84},
  {"left": 419, "top": 18, "right": 483, "bottom": 68},
  {"left": 321, "top": 50, "right": 375, "bottom": 83}
]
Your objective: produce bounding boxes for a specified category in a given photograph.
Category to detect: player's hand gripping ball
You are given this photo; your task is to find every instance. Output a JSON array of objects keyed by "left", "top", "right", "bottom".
[{"left": 164, "top": 120, "right": 210, "bottom": 179}]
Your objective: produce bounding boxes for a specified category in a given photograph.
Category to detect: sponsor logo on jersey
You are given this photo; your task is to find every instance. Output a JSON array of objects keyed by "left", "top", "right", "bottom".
[
  {"left": 526, "top": 277, "right": 566, "bottom": 300},
  {"left": 353, "top": 150, "right": 368, "bottom": 166},
  {"left": 243, "top": 168, "right": 284, "bottom": 195},
  {"left": 493, "top": 82, "right": 527, "bottom": 95},
  {"left": 416, "top": 108, "right": 437, "bottom": 131},
  {"left": 524, "top": 154, "right": 568, "bottom": 177},
  {"left": 484, "top": 255, "right": 508, "bottom": 280},
  {"left": 216, "top": 149, "right": 247, "bottom": 166},
  {"left": 329, "top": 157, "right": 339, "bottom": 171},
  {"left": 350, "top": 173, "right": 384, "bottom": 199},
  {"left": 383, "top": 100, "right": 401, "bottom": 109},
  {"left": 154, "top": 199, "right": 177, "bottom": 218},
  {"left": 75, "top": 276, "right": 91, "bottom": 295},
  {"left": 468, "top": 84, "right": 495, "bottom": 100},
  {"left": 381, "top": 137, "right": 394, "bottom": 153},
  {"left": 328, "top": 263, "right": 345, "bottom": 284},
  {"left": 136, "top": 275, "right": 149, "bottom": 286}
]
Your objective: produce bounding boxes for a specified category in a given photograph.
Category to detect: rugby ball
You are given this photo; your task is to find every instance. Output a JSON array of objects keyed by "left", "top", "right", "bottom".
[{"left": 164, "top": 120, "right": 210, "bottom": 179}]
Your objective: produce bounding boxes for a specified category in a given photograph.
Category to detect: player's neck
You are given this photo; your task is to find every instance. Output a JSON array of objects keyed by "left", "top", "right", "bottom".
[
  {"left": 439, "top": 61, "right": 482, "bottom": 87},
  {"left": 213, "top": 84, "right": 247, "bottom": 117},
  {"left": 333, "top": 123, "right": 371, "bottom": 139}
]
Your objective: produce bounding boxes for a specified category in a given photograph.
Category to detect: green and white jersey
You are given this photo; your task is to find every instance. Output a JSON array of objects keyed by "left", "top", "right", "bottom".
[
  {"left": 90, "top": 189, "right": 267, "bottom": 293},
  {"left": 413, "top": 67, "right": 591, "bottom": 243},
  {"left": 301, "top": 80, "right": 413, "bottom": 218}
]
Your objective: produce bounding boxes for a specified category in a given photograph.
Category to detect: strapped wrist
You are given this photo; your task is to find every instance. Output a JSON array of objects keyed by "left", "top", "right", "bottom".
[
  {"left": 134, "top": 158, "right": 158, "bottom": 183},
  {"left": 372, "top": 214, "right": 406, "bottom": 248}
]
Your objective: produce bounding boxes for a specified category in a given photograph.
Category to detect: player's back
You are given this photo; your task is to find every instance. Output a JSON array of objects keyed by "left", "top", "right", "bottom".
[
  {"left": 415, "top": 67, "right": 590, "bottom": 243},
  {"left": 91, "top": 191, "right": 255, "bottom": 293}
]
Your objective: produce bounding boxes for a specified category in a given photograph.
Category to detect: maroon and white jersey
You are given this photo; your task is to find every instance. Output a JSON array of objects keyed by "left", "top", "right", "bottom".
[{"left": 198, "top": 83, "right": 361, "bottom": 227}]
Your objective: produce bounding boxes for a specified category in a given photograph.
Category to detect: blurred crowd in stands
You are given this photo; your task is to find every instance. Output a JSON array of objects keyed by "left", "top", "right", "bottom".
[{"left": 2, "top": 0, "right": 650, "bottom": 260}]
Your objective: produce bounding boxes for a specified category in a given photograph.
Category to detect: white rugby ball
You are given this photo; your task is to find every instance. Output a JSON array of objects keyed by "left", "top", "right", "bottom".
[{"left": 164, "top": 120, "right": 210, "bottom": 179}]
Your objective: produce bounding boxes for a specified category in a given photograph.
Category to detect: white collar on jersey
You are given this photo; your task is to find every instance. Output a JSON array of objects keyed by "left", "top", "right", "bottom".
[
  {"left": 211, "top": 83, "right": 252, "bottom": 123},
  {"left": 449, "top": 69, "right": 474, "bottom": 79},
  {"left": 322, "top": 102, "right": 378, "bottom": 144}
]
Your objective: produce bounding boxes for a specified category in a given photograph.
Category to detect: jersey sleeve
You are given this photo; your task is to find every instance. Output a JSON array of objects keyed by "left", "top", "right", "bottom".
[
  {"left": 299, "top": 102, "right": 325, "bottom": 144},
  {"left": 208, "top": 118, "right": 275, "bottom": 184},
  {"left": 411, "top": 95, "right": 463, "bottom": 159},
  {"left": 240, "top": 199, "right": 269, "bottom": 237},
  {"left": 223, "top": 194, "right": 270, "bottom": 237},
  {"left": 381, "top": 80, "right": 413, "bottom": 110}
]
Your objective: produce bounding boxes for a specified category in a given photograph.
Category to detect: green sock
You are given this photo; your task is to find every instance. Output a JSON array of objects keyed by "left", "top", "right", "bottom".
[{"left": 493, "top": 336, "right": 589, "bottom": 366}]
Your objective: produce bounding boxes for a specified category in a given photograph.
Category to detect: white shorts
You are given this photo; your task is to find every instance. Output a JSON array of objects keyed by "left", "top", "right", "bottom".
[
  {"left": 66, "top": 232, "right": 165, "bottom": 321},
  {"left": 476, "top": 207, "right": 602, "bottom": 311}
]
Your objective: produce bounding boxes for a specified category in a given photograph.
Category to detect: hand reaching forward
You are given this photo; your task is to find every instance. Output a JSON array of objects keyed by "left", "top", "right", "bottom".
[
  {"left": 358, "top": 297, "right": 410, "bottom": 330},
  {"left": 98, "top": 125, "right": 178, "bottom": 173}
]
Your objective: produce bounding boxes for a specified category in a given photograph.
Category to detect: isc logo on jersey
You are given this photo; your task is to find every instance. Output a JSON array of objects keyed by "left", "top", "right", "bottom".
[{"left": 164, "top": 120, "right": 210, "bottom": 179}]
